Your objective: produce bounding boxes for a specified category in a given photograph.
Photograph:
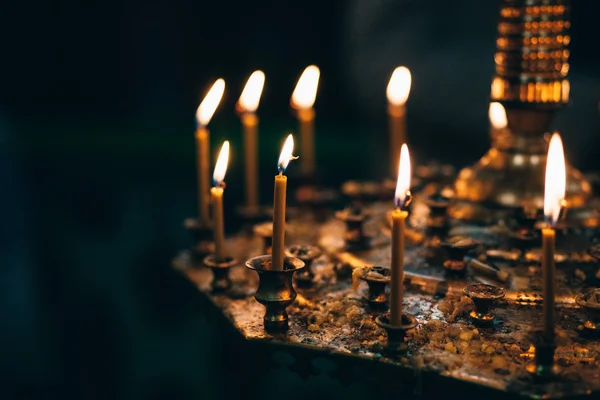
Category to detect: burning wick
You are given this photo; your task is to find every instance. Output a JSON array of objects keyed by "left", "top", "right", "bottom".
[
  {"left": 291, "top": 65, "right": 319, "bottom": 176},
  {"left": 387, "top": 66, "right": 411, "bottom": 178},
  {"left": 211, "top": 141, "right": 230, "bottom": 261},
  {"left": 541, "top": 133, "right": 566, "bottom": 343},
  {"left": 272, "top": 134, "right": 296, "bottom": 270},
  {"left": 390, "top": 144, "right": 411, "bottom": 327}
]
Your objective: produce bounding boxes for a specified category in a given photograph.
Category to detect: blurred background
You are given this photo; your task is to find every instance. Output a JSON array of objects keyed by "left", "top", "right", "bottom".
[{"left": 1, "top": 0, "right": 599, "bottom": 398}]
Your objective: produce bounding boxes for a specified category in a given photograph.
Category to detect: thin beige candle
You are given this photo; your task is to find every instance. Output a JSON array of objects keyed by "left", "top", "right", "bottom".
[
  {"left": 195, "top": 78, "right": 226, "bottom": 226},
  {"left": 211, "top": 141, "right": 230, "bottom": 261},
  {"left": 386, "top": 67, "right": 411, "bottom": 178},
  {"left": 390, "top": 144, "right": 411, "bottom": 327},
  {"left": 272, "top": 134, "right": 296, "bottom": 270},
  {"left": 291, "top": 66, "right": 319, "bottom": 176},
  {"left": 541, "top": 133, "right": 566, "bottom": 342},
  {"left": 238, "top": 71, "right": 265, "bottom": 209}
]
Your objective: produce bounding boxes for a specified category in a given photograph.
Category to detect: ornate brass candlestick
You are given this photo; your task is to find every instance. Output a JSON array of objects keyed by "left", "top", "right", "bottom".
[
  {"left": 203, "top": 255, "right": 238, "bottom": 292},
  {"left": 453, "top": 0, "right": 591, "bottom": 214},
  {"left": 285, "top": 244, "right": 322, "bottom": 287},
  {"left": 376, "top": 313, "right": 417, "bottom": 355},
  {"left": 245, "top": 255, "right": 305, "bottom": 331}
]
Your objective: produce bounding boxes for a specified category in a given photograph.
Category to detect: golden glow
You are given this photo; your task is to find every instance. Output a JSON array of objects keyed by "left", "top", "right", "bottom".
[
  {"left": 278, "top": 134, "right": 295, "bottom": 173},
  {"left": 291, "top": 65, "right": 320, "bottom": 109},
  {"left": 213, "top": 140, "right": 230, "bottom": 186},
  {"left": 238, "top": 70, "right": 265, "bottom": 113},
  {"left": 395, "top": 144, "right": 411, "bottom": 208},
  {"left": 544, "top": 133, "right": 566, "bottom": 226},
  {"left": 386, "top": 66, "right": 412, "bottom": 106},
  {"left": 196, "top": 79, "right": 226, "bottom": 127},
  {"left": 489, "top": 102, "right": 507, "bottom": 129}
]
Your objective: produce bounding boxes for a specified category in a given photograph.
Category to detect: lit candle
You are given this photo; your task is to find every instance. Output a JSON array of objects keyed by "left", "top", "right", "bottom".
[
  {"left": 272, "top": 134, "right": 296, "bottom": 270},
  {"left": 488, "top": 102, "right": 507, "bottom": 139},
  {"left": 237, "top": 71, "right": 265, "bottom": 210},
  {"left": 211, "top": 141, "right": 230, "bottom": 261},
  {"left": 195, "top": 78, "right": 226, "bottom": 226},
  {"left": 541, "top": 133, "right": 566, "bottom": 342},
  {"left": 390, "top": 144, "right": 411, "bottom": 327},
  {"left": 386, "top": 67, "right": 411, "bottom": 178},
  {"left": 291, "top": 66, "right": 319, "bottom": 176}
]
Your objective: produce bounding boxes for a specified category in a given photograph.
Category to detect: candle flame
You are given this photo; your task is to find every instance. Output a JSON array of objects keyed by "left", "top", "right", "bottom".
[
  {"left": 544, "top": 133, "right": 566, "bottom": 226},
  {"left": 386, "top": 66, "right": 411, "bottom": 106},
  {"left": 291, "top": 65, "right": 320, "bottom": 109},
  {"left": 196, "top": 79, "right": 226, "bottom": 127},
  {"left": 213, "top": 140, "right": 230, "bottom": 186},
  {"left": 395, "top": 144, "right": 411, "bottom": 209},
  {"left": 489, "top": 102, "right": 508, "bottom": 129},
  {"left": 277, "top": 134, "right": 295, "bottom": 173},
  {"left": 238, "top": 70, "right": 265, "bottom": 113}
]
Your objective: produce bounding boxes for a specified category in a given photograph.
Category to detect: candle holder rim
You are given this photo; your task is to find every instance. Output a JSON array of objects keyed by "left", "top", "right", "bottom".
[
  {"left": 360, "top": 266, "right": 392, "bottom": 282},
  {"left": 575, "top": 289, "right": 600, "bottom": 310},
  {"left": 440, "top": 238, "right": 480, "bottom": 251},
  {"left": 375, "top": 313, "right": 417, "bottom": 331},
  {"left": 245, "top": 255, "right": 305, "bottom": 272},
  {"left": 463, "top": 283, "right": 506, "bottom": 300},
  {"left": 284, "top": 244, "right": 322, "bottom": 260},
  {"left": 203, "top": 254, "right": 239, "bottom": 269}
]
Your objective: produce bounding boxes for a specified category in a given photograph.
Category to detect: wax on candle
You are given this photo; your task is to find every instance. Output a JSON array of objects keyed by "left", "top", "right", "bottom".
[
  {"left": 211, "top": 141, "right": 230, "bottom": 261},
  {"left": 390, "top": 143, "right": 411, "bottom": 327},
  {"left": 541, "top": 133, "right": 566, "bottom": 342},
  {"left": 238, "top": 71, "right": 265, "bottom": 209},
  {"left": 195, "top": 78, "right": 226, "bottom": 226},
  {"left": 291, "top": 65, "right": 319, "bottom": 176},
  {"left": 272, "top": 134, "right": 296, "bottom": 270},
  {"left": 386, "top": 67, "right": 411, "bottom": 178}
]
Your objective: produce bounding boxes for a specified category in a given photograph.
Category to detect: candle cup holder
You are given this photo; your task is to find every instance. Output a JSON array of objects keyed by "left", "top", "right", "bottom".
[
  {"left": 360, "top": 266, "right": 391, "bottom": 309},
  {"left": 510, "top": 228, "right": 539, "bottom": 253},
  {"left": 284, "top": 245, "right": 322, "bottom": 287},
  {"left": 441, "top": 237, "right": 479, "bottom": 274},
  {"left": 526, "top": 330, "right": 560, "bottom": 380},
  {"left": 463, "top": 283, "right": 506, "bottom": 326},
  {"left": 253, "top": 222, "right": 273, "bottom": 255},
  {"left": 375, "top": 313, "right": 417, "bottom": 355},
  {"left": 184, "top": 218, "right": 214, "bottom": 264},
  {"left": 575, "top": 289, "right": 600, "bottom": 337},
  {"left": 203, "top": 255, "right": 238, "bottom": 293},
  {"left": 424, "top": 194, "right": 451, "bottom": 237},
  {"left": 336, "top": 203, "right": 371, "bottom": 251},
  {"left": 245, "top": 255, "right": 305, "bottom": 332}
]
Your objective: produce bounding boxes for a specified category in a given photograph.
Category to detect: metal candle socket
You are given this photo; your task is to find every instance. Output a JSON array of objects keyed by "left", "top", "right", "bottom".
[
  {"left": 203, "top": 255, "right": 238, "bottom": 293},
  {"left": 245, "top": 255, "right": 305, "bottom": 332},
  {"left": 360, "top": 266, "right": 391, "bottom": 309},
  {"left": 526, "top": 330, "right": 560, "bottom": 380},
  {"left": 336, "top": 203, "right": 371, "bottom": 251},
  {"left": 376, "top": 313, "right": 417, "bottom": 355},
  {"left": 184, "top": 218, "right": 214, "bottom": 264},
  {"left": 463, "top": 283, "right": 506, "bottom": 326},
  {"left": 424, "top": 194, "right": 450, "bottom": 236},
  {"left": 285, "top": 244, "right": 322, "bottom": 287},
  {"left": 441, "top": 238, "right": 479, "bottom": 274},
  {"left": 575, "top": 289, "right": 600, "bottom": 337}
]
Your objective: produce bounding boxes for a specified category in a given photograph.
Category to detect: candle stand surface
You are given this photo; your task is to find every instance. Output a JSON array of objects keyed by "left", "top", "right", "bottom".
[{"left": 174, "top": 165, "right": 600, "bottom": 399}]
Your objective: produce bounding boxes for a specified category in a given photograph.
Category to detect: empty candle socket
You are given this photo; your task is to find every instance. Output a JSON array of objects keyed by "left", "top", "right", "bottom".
[
  {"left": 336, "top": 203, "right": 371, "bottom": 251},
  {"left": 441, "top": 237, "right": 479, "bottom": 274},
  {"left": 463, "top": 283, "right": 506, "bottom": 326},
  {"left": 203, "top": 254, "right": 239, "bottom": 293},
  {"left": 285, "top": 244, "right": 322, "bottom": 286},
  {"left": 184, "top": 218, "right": 214, "bottom": 264},
  {"left": 360, "top": 266, "right": 391, "bottom": 309}
]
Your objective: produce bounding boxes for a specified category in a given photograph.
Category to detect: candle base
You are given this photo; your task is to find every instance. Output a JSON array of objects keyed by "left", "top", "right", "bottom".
[
  {"left": 526, "top": 330, "right": 560, "bottom": 381},
  {"left": 463, "top": 283, "right": 506, "bottom": 326},
  {"left": 184, "top": 218, "right": 214, "bottom": 264},
  {"left": 360, "top": 266, "right": 391, "bottom": 309},
  {"left": 336, "top": 205, "right": 372, "bottom": 251},
  {"left": 203, "top": 255, "right": 238, "bottom": 293},
  {"left": 375, "top": 313, "right": 417, "bottom": 355},
  {"left": 575, "top": 289, "right": 600, "bottom": 338},
  {"left": 245, "top": 255, "right": 305, "bottom": 332},
  {"left": 284, "top": 245, "right": 322, "bottom": 287}
]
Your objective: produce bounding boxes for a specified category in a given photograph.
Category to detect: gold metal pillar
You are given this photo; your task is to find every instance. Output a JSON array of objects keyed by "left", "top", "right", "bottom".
[{"left": 454, "top": 0, "right": 592, "bottom": 212}]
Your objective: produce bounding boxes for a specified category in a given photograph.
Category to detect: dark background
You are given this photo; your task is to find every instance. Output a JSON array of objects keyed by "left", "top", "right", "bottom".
[{"left": 1, "top": 1, "right": 599, "bottom": 399}]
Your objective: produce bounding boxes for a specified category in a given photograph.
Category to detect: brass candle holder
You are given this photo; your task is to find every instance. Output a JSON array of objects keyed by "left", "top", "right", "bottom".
[
  {"left": 184, "top": 218, "right": 214, "bottom": 265},
  {"left": 440, "top": 237, "right": 479, "bottom": 274},
  {"left": 360, "top": 266, "right": 391, "bottom": 309},
  {"left": 526, "top": 330, "right": 560, "bottom": 380},
  {"left": 284, "top": 244, "right": 322, "bottom": 287},
  {"left": 336, "top": 203, "right": 371, "bottom": 251},
  {"left": 203, "top": 255, "right": 238, "bottom": 293},
  {"left": 245, "top": 255, "right": 305, "bottom": 331},
  {"left": 375, "top": 313, "right": 417, "bottom": 355},
  {"left": 424, "top": 193, "right": 450, "bottom": 237},
  {"left": 575, "top": 289, "right": 600, "bottom": 337},
  {"left": 463, "top": 283, "right": 506, "bottom": 326}
]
